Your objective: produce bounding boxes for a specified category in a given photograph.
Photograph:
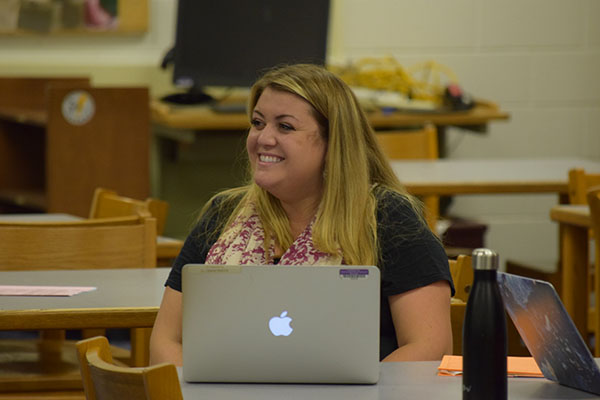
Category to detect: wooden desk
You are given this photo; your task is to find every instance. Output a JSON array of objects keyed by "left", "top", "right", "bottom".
[
  {"left": 178, "top": 360, "right": 600, "bottom": 399},
  {"left": 550, "top": 205, "right": 592, "bottom": 340},
  {"left": 391, "top": 158, "right": 600, "bottom": 196},
  {"left": 0, "top": 213, "right": 184, "bottom": 264},
  {"left": 151, "top": 99, "right": 509, "bottom": 132},
  {"left": 0, "top": 268, "right": 168, "bottom": 392}
]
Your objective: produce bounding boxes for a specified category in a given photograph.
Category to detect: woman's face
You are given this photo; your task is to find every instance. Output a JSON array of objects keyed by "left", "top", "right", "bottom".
[{"left": 247, "top": 87, "right": 327, "bottom": 205}]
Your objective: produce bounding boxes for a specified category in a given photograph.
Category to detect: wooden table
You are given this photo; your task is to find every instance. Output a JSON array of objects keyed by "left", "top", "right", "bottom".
[
  {"left": 549, "top": 205, "right": 592, "bottom": 341},
  {"left": 0, "top": 268, "right": 167, "bottom": 331},
  {"left": 151, "top": 99, "right": 508, "bottom": 131},
  {"left": 0, "top": 268, "right": 168, "bottom": 392},
  {"left": 391, "top": 158, "right": 600, "bottom": 196},
  {"left": 0, "top": 213, "right": 183, "bottom": 265},
  {"left": 391, "top": 158, "right": 600, "bottom": 342},
  {"left": 151, "top": 99, "right": 509, "bottom": 155},
  {"left": 177, "top": 360, "right": 600, "bottom": 399}
]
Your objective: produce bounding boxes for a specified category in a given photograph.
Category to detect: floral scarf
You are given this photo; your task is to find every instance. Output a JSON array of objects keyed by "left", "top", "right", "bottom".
[{"left": 205, "top": 201, "right": 342, "bottom": 266}]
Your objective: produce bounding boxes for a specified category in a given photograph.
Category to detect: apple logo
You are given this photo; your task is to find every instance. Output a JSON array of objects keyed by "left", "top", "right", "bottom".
[{"left": 268, "top": 311, "right": 293, "bottom": 336}]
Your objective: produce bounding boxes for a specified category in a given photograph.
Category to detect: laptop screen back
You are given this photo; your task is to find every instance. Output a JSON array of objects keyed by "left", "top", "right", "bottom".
[
  {"left": 498, "top": 272, "right": 600, "bottom": 395},
  {"left": 182, "top": 264, "right": 380, "bottom": 384}
]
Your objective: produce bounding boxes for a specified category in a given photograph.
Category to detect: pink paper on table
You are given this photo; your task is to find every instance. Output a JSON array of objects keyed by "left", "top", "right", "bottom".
[{"left": 0, "top": 285, "right": 97, "bottom": 297}]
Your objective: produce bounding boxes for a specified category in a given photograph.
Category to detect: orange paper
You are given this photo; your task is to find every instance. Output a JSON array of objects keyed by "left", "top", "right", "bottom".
[{"left": 438, "top": 355, "right": 543, "bottom": 378}]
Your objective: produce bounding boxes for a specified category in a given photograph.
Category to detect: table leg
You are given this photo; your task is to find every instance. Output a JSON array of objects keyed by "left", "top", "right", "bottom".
[
  {"left": 560, "top": 224, "right": 589, "bottom": 339},
  {"left": 595, "top": 242, "right": 600, "bottom": 357}
]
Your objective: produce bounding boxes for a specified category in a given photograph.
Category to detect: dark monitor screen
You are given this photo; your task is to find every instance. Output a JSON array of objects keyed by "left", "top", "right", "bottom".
[{"left": 172, "top": 1, "right": 331, "bottom": 91}]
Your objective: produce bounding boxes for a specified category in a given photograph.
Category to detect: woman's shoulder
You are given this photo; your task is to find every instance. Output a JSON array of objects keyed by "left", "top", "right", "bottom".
[
  {"left": 374, "top": 186, "right": 417, "bottom": 214},
  {"left": 192, "top": 189, "right": 246, "bottom": 234},
  {"left": 373, "top": 186, "right": 427, "bottom": 233},
  {"left": 204, "top": 189, "right": 246, "bottom": 217},
  {"left": 209, "top": 189, "right": 246, "bottom": 209}
]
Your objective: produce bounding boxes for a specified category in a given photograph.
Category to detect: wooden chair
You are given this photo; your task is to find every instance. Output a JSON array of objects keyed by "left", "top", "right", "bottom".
[
  {"left": 586, "top": 186, "right": 600, "bottom": 356},
  {"left": 507, "top": 168, "right": 600, "bottom": 281},
  {"left": 0, "top": 215, "right": 156, "bottom": 270},
  {"left": 76, "top": 336, "right": 182, "bottom": 400},
  {"left": 0, "top": 216, "right": 156, "bottom": 393},
  {"left": 89, "top": 187, "right": 168, "bottom": 344},
  {"left": 449, "top": 254, "right": 473, "bottom": 303},
  {"left": 507, "top": 168, "right": 600, "bottom": 336},
  {"left": 449, "top": 255, "right": 470, "bottom": 355},
  {"left": 448, "top": 254, "right": 528, "bottom": 356},
  {"left": 375, "top": 123, "right": 439, "bottom": 229},
  {"left": 569, "top": 169, "right": 600, "bottom": 205},
  {"left": 89, "top": 188, "right": 169, "bottom": 236},
  {"left": 89, "top": 188, "right": 178, "bottom": 267}
]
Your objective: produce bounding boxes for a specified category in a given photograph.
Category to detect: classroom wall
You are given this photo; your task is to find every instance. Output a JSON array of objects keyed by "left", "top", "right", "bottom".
[
  {"left": 334, "top": 0, "right": 600, "bottom": 268},
  {"left": 1, "top": 0, "right": 599, "bottom": 266}
]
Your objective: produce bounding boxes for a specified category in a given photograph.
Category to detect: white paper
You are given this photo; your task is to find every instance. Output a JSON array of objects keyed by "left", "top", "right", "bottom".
[{"left": 0, "top": 285, "right": 97, "bottom": 297}]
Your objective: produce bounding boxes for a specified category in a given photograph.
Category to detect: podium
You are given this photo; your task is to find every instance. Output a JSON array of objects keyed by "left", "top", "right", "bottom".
[{"left": 0, "top": 77, "right": 150, "bottom": 217}]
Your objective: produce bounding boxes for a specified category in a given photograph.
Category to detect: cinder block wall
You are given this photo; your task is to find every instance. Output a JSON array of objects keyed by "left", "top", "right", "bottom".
[{"left": 333, "top": 0, "right": 600, "bottom": 267}]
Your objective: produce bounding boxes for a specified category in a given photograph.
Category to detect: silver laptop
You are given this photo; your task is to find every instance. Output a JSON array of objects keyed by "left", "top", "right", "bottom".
[
  {"left": 182, "top": 264, "right": 380, "bottom": 384},
  {"left": 497, "top": 272, "right": 600, "bottom": 395}
]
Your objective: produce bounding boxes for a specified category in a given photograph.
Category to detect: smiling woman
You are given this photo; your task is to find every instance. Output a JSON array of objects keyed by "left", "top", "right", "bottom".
[{"left": 149, "top": 64, "right": 455, "bottom": 366}]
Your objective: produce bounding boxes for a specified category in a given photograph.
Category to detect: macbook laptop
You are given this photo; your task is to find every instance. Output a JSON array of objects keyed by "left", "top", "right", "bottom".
[
  {"left": 497, "top": 272, "right": 600, "bottom": 395},
  {"left": 181, "top": 264, "right": 380, "bottom": 384}
]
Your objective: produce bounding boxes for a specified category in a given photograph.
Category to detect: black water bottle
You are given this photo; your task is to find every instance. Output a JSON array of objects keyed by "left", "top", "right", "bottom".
[{"left": 462, "top": 248, "right": 507, "bottom": 400}]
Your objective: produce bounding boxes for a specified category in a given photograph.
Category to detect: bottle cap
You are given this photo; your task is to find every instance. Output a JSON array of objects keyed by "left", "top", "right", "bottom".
[{"left": 471, "top": 248, "right": 499, "bottom": 270}]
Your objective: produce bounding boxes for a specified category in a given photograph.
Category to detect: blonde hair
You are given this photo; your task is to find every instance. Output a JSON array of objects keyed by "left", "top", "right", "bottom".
[{"left": 201, "top": 64, "right": 421, "bottom": 266}]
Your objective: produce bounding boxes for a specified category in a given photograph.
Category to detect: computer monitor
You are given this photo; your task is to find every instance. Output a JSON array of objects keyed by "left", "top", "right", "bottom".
[{"left": 169, "top": 0, "right": 331, "bottom": 104}]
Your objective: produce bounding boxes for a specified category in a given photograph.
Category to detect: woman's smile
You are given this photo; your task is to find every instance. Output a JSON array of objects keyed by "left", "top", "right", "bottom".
[{"left": 258, "top": 153, "right": 284, "bottom": 164}]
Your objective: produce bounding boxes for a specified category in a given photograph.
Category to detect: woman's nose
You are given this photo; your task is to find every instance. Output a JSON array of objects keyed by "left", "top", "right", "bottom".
[{"left": 256, "top": 125, "right": 277, "bottom": 146}]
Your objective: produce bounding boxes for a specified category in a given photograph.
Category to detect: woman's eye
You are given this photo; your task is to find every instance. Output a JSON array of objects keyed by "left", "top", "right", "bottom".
[
  {"left": 279, "top": 123, "right": 294, "bottom": 131},
  {"left": 250, "top": 119, "right": 264, "bottom": 128}
]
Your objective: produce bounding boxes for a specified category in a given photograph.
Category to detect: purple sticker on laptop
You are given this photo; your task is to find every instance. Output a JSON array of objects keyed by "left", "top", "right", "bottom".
[{"left": 339, "top": 269, "right": 370, "bottom": 279}]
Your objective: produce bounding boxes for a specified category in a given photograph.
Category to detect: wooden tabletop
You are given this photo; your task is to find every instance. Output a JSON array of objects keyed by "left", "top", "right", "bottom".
[
  {"left": 392, "top": 158, "right": 600, "bottom": 195},
  {"left": 177, "top": 360, "right": 600, "bottom": 399},
  {"left": 0, "top": 268, "right": 168, "bottom": 330},
  {"left": 150, "top": 99, "right": 509, "bottom": 131}
]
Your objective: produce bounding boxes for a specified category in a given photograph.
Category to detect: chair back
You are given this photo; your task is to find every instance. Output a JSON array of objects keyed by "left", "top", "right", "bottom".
[
  {"left": 448, "top": 255, "right": 473, "bottom": 303},
  {"left": 76, "top": 336, "right": 183, "bottom": 400},
  {"left": 447, "top": 254, "right": 528, "bottom": 356},
  {"left": 586, "top": 186, "right": 600, "bottom": 356},
  {"left": 0, "top": 215, "right": 156, "bottom": 270},
  {"left": 449, "top": 255, "right": 472, "bottom": 355},
  {"left": 568, "top": 168, "right": 600, "bottom": 204},
  {"left": 90, "top": 188, "right": 169, "bottom": 235},
  {"left": 375, "top": 123, "right": 439, "bottom": 229},
  {"left": 375, "top": 123, "right": 438, "bottom": 160}
]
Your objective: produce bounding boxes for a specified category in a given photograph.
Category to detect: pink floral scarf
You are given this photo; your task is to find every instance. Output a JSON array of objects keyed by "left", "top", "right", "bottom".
[{"left": 205, "top": 201, "right": 342, "bottom": 266}]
